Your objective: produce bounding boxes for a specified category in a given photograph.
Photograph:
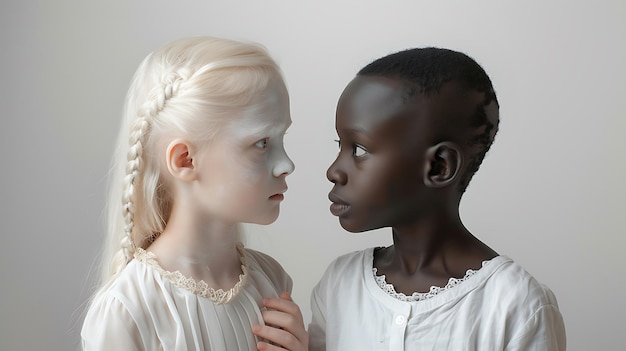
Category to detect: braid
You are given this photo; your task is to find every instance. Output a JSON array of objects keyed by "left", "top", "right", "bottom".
[
  {"left": 121, "top": 115, "right": 149, "bottom": 260},
  {"left": 120, "top": 72, "right": 184, "bottom": 262}
]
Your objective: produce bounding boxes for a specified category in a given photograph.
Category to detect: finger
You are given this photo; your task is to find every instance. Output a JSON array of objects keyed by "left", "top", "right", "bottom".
[
  {"left": 252, "top": 324, "right": 300, "bottom": 350},
  {"left": 279, "top": 291, "right": 292, "bottom": 301},
  {"left": 261, "top": 310, "right": 307, "bottom": 345},
  {"left": 256, "top": 341, "right": 287, "bottom": 351},
  {"left": 262, "top": 302, "right": 302, "bottom": 325},
  {"left": 261, "top": 310, "right": 296, "bottom": 329},
  {"left": 263, "top": 295, "right": 302, "bottom": 318}
]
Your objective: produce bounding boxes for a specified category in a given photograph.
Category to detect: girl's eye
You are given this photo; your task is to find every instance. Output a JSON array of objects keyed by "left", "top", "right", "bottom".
[
  {"left": 334, "top": 139, "right": 341, "bottom": 149},
  {"left": 354, "top": 144, "right": 368, "bottom": 157},
  {"left": 255, "top": 138, "right": 268, "bottom": 149}
]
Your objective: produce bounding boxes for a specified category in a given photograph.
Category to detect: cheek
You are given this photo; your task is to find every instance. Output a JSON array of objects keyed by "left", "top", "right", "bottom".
[
  {"left": 361, "top": 161, "right": 413, "bottom": 204},
  {"left": 225, "top": 156, "right": 269, "bottom": 194},
  {"left": 387, "top": 172, "right": 416, "bottom": 200}
]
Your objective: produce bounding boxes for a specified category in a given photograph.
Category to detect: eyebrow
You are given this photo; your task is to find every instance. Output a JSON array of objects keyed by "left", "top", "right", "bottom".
[
  {"left": 347, "top": 127, "right": 371, "bottom": 138},
  {"left": 246, "top": 119, "right": 292, "bottom": 139}
]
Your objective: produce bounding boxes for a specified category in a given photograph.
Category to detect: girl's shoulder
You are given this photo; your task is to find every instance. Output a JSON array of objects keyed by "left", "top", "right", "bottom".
[
  {"left": 315, "top": 248, "right": 374, "bottom": 288},
  {"left": 325, "top": 248, "right": 373, "bottom": 274},
  {"left": 82, "top": 260, "right": 155, "bottom": 340},
  {"left": 242, "top": 246, "right": 293, "bottom": 294},
  {"left": 92, "top": 259, "right": 157, "bottom": 307},
  {"left": 485, "top": 256, "right": 560, "bottom": 307},
  {"left": 243, "top": 247, "right": 285, "bottom": 272}
]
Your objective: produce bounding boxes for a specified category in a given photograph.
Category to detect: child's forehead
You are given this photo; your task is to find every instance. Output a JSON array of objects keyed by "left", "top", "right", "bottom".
[
  {"left": 336, "top": 75, "right": 487, "bottom": 144},
  {"left": 225, "top": 116, "right": 290, "bottom": 144},
  {"left": 338, "top": 76, "right": 418, "bottom": 122},
  {"left": 341, "top": 76, "right": 409, "bottom": 103},
  {"left": 223, "top": 83, "right": 291, "bottom": 140}
]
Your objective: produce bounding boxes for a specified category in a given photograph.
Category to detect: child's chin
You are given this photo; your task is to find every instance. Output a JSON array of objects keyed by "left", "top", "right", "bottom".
[
  {"left": 339, "top": 219, "right": 367, "bottom": 233},
  {"left": 340, "top": 218, "right": 385, "bottom": 233},
  {"left": 251, "top": 211, "right": 280, "bottom": 226}
]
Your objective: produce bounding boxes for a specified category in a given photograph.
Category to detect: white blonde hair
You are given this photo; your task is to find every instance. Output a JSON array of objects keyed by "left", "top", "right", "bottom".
[{"left": 97, "top": 36, "right": 284, "bottom": 290}]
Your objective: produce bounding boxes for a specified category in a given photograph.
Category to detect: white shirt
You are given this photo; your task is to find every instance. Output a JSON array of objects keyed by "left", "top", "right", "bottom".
[
  {"left": 309, "top": 248, "right": 566, "bottom": 350},
  {"left": 82, "top": 246, "right": 292, "bottom": 351}
]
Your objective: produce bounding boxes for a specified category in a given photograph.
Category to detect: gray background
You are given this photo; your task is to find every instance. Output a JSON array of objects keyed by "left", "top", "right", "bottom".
[{"left": 2, "top": 1, "right": 625, "bottom": 350}]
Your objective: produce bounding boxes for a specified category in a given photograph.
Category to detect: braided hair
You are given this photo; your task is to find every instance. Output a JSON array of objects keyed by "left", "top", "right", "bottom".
[{"left": 97, "top": 37, "right": 284, "bottom": 288}]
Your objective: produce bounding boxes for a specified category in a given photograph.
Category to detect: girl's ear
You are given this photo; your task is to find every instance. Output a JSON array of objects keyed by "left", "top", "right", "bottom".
[
  {"left": 165, "top": 139, "right": 196, "bottom": 182},
  {"left": 423, "top": 141, "right": 463, "bottom": 188}
]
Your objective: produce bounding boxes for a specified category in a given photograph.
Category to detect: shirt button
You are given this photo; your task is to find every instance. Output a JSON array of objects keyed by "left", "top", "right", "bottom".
[{"left": 395, "top": 315, "right": 406, "bottom": 325}]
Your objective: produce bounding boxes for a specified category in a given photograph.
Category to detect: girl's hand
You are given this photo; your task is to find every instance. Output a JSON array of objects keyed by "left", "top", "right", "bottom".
[{"left": 252, "top": 292, "right": 309, "bottom": 351}]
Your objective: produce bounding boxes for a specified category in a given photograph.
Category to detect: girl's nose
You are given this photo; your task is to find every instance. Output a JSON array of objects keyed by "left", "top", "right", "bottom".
[
  {"left": 326, "top": 157, "right": 347, "bottom": 185},
  {"left": 273, "top": 148, "right": 295, "bottom": 177}
]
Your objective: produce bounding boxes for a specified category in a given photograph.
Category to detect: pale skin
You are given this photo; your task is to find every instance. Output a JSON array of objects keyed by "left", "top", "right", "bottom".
[{"left": 146, "top": 79, "right": 308, "bottom": 350}]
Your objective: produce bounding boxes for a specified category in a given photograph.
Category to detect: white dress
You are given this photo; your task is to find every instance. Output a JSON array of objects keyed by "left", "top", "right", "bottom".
[
  {"left": 309, "top": 248, "right": 566, "bottom": 350},
  {"left": 82, "top": 244, "right": 292, "bottom": 351}
]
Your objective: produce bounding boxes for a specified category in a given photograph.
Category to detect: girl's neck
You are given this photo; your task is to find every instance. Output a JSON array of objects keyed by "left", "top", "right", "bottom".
[
  {"left": 145, "top": 202, "right": 242, "bottom": 290},
  {"left": 379, "top": 210, "right": 495, "bottom": 275},
  {"left": 373, "top": 213, "right": 497, "bottom": 295},
  {"left": 387, "top": 214, "right": 466, "bottom": 271}
]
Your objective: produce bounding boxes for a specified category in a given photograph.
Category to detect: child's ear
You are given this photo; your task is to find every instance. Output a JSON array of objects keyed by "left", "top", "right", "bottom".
[
  {"left": 423, "top": 142, "right": 462, "bottom": 188},
  {"left": 165, "top": 139, "right": 196, "bottom": 182}
]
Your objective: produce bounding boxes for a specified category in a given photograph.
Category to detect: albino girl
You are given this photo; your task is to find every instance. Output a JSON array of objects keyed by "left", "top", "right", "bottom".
[{"left": 82, "top": 36, "right": 308, "bottom": 351}]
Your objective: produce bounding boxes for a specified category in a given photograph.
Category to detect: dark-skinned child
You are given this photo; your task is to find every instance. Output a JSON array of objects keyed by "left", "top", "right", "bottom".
[{"left": 308, "top": 48, "right": 566, "bottom": 351}]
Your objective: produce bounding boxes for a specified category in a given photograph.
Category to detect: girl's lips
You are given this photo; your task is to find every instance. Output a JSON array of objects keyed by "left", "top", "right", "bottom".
[
  {"left": 269, "top": 194, "right": 284, "bottom": 201},
  {"left": 328, "top": 192, "right": 349, "bottom": 216},
  {"left": 329, "top": 202, "right": 350, "bottom": 216}
]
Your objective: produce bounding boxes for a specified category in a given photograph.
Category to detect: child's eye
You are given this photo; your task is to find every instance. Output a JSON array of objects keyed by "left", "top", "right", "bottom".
[
  {"left": 334, "top": 139, "right": 341, "bottom": 149},
  {"left": 255, "top": 138, "right": 269, "bottom": 149},
  {"left": 354, "top": 144, "right": 368, "bottom": 157}
]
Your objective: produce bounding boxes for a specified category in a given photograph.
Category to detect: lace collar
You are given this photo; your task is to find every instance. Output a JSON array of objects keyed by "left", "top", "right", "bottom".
[
  {"left": 134, "top": 242, "right": 248, "bottom": 304},
  {"left": 372, "top": 258, "right": 493, "bottom": 302}
]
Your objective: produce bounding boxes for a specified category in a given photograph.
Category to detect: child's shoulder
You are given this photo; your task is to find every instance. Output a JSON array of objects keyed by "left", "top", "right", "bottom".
[
  {"left": 490, "top": 257, "right": 550, "bottom": 287},
  {"left": 486, "top": 256, "right": 560, "bottom": 307},
  {"left": 243, "top": 246, "right": 293, "bottom": 293},
  {"left": 244, "top": 247, "right": 283, "bottom": 268},
  {"left": 84, "top": 260, "right": 154, "bottom": 327},
  {"left": 94, "top": 259, "right": 156, "bottom": 305},
  {"left": 243, "top": 246, "right": 290, "bottom": 276},
  {"left": 317, "top": 247, "right": 375, "bottom": 282},
  {"left": 329, "top": 247, "right": 373, "bottom": 268}
]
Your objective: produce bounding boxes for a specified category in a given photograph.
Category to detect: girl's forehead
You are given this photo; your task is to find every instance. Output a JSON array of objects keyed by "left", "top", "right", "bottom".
[
  {"left": 337, "top": 76, "right": 420, "bottom": 131},
  {"left": 223, "top": 82, "right": 291, "bottom": 140},
  {"left": 226, "top": 113, "right": 291, "bottom": 139},
  {"left": 338, "top": 76, "right": 410, "bottom": 123}
]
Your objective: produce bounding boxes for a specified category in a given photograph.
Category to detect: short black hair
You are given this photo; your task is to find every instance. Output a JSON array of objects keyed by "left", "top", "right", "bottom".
[{"left": 358, "top": 47, "right": 499, "bottom": 192}]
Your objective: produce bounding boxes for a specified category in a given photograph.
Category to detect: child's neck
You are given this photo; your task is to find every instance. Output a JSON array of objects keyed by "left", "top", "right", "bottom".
[
  {"left": 145, "top": 203, "right": 242, "bottom": 291},
  {"left": 373, "top": 214, "right": 497, "bottom": 294},
  {"left": 389, "top": 216, "right": 468, "bottom": 269}
]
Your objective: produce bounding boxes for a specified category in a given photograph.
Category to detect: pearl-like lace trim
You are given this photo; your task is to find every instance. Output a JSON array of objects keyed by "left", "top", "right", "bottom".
[
  {"left": 373, "top": 259, "right": 491, "bottom": 302},
  {"left": 134, "top": 242, "right": 247, "bottom": 304}
]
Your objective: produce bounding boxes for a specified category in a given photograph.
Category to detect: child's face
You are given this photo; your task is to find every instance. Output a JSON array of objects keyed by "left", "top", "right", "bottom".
[
  {"left": 191, "top": 79, "right": 294, "bottom": 225},
  {"left": 327, "top": 76, "right": 433, "bottom": 232}
]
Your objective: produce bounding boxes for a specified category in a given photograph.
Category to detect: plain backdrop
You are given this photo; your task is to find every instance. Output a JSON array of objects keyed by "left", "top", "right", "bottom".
[{"left": 1, "top": 1, "right": 625, "bottom": 350}]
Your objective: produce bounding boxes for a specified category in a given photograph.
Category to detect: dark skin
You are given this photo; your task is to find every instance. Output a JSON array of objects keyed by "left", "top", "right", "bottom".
[{"left": 327, "top": 75, "right": 498, "bottom": 295}]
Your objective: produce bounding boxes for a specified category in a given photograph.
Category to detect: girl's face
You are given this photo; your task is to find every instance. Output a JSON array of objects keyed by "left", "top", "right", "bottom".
[
  {"left": 327, "top": 75, "right": 431, "bottom": 233},
  {"left": 191, "top": 79, "right": 294, "bottom": 225}
]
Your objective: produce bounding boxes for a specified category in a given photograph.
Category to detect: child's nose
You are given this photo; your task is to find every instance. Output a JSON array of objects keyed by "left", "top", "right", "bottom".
[
  {"left": 272, "top": 149, "right": 295, "bottom": 177},
  {"left": 326, "top": 158, "right": 347, "bottom": 185}
]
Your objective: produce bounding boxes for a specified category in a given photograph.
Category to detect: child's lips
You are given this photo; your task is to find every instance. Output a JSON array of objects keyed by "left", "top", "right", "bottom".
[
  {"left": 269, "top": 193, "right": 284, "bottom": 201},
  {"left": 270, "top": 187, "right": 287, "bottom": 201},
  {"left": 330, "top": 202, "right": 350, "bottom": 216},
  {"left": 329, "top": 193, "right": 350, "bottom": 216}
]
